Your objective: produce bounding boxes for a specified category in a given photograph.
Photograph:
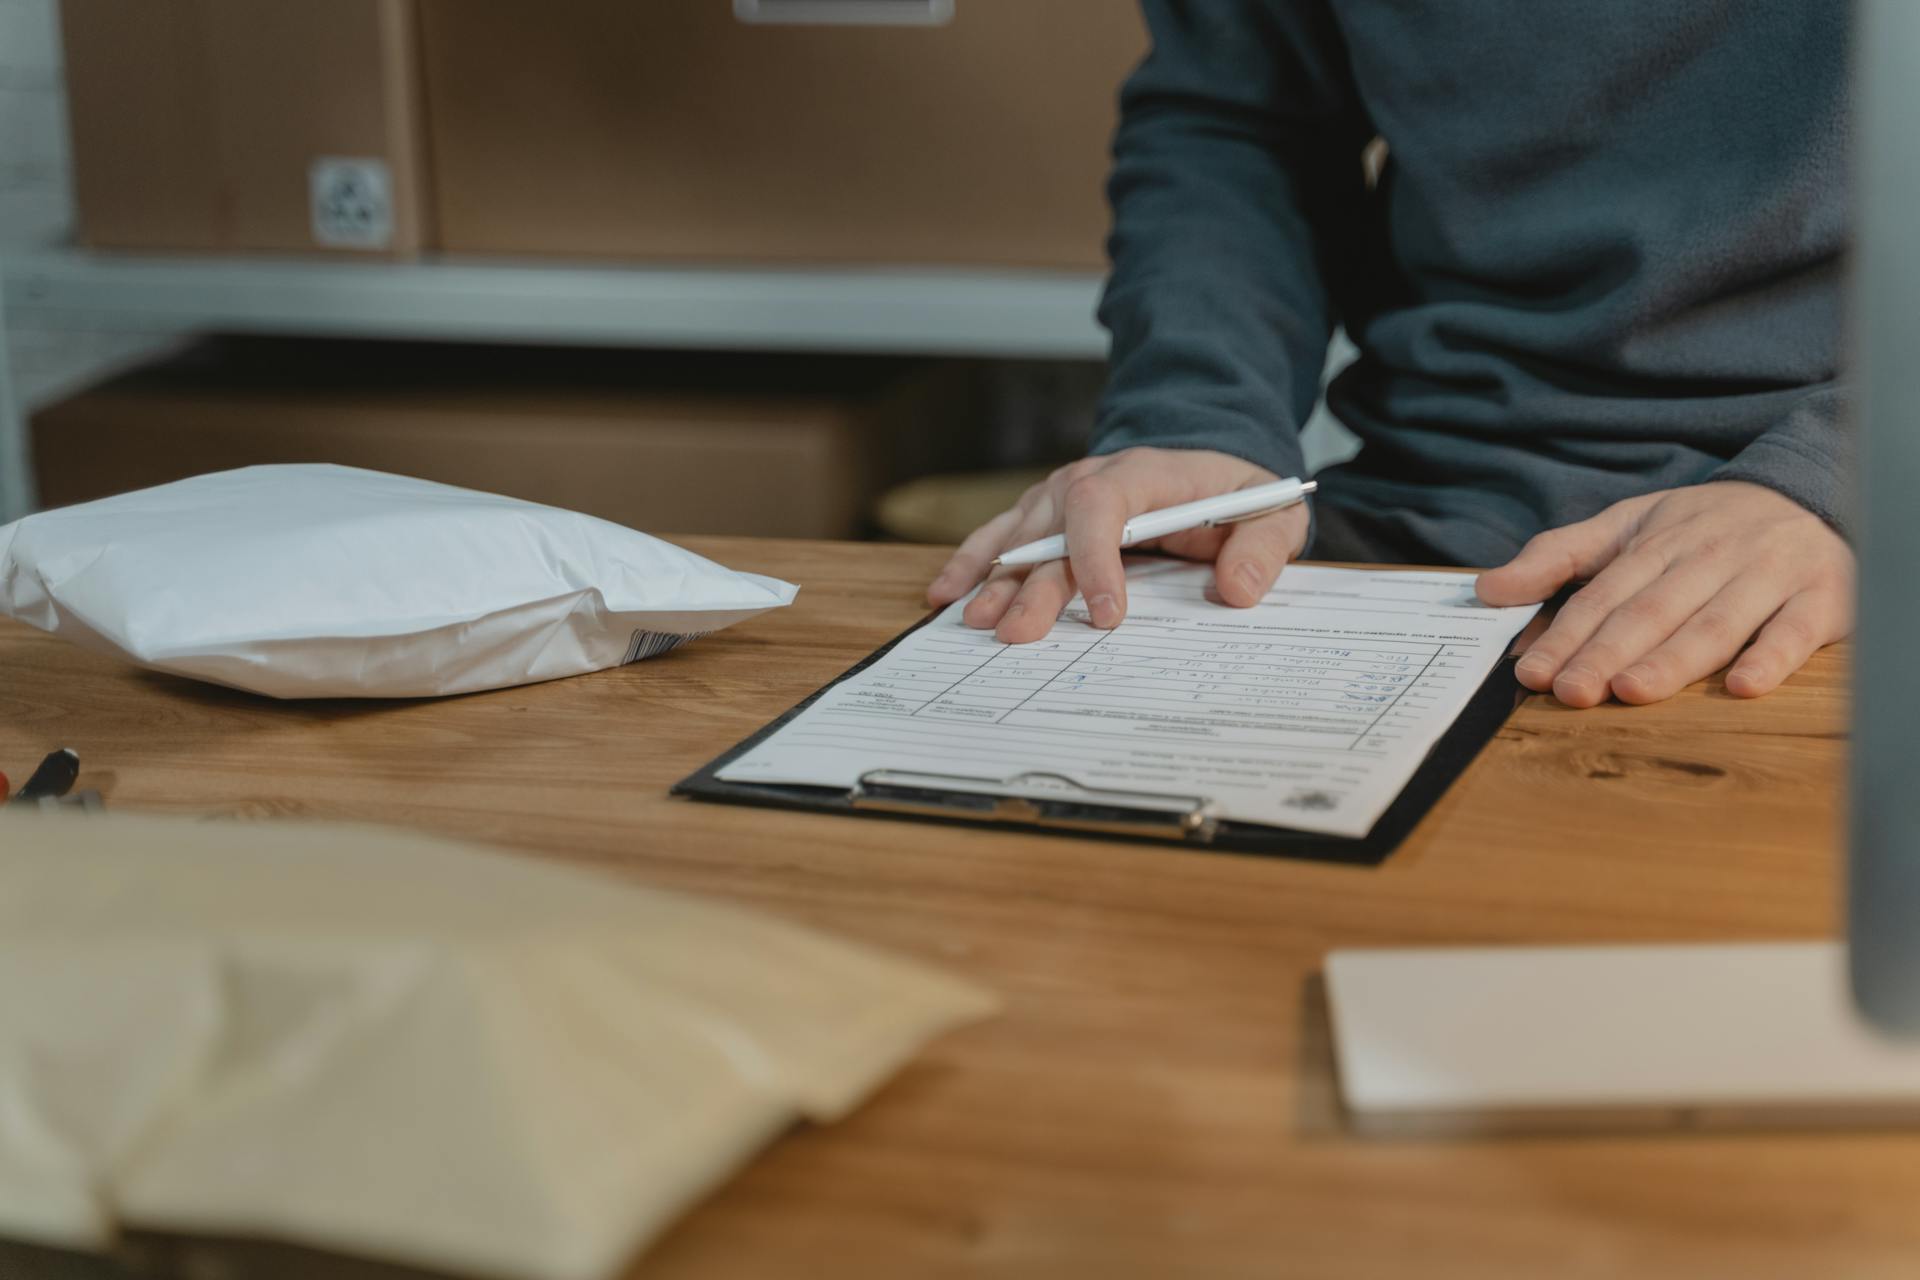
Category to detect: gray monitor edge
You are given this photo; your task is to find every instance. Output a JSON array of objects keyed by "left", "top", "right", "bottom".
[{"left": 1848, "top": 0, "right": 1920, "bottom": 1034}]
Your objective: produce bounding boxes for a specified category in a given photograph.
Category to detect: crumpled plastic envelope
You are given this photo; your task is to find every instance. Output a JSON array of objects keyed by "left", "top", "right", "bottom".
[
  {"left": 0, "top": 814, "right": 996, "bottom": 1280},
  {"left": 0, "top": 464, "right": 798, "bottom": 698}
]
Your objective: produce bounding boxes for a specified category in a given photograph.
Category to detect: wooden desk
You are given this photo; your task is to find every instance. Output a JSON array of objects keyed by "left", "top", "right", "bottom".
[{"left": 1, "top": 538, "right": 1904, "bottom": 1280}]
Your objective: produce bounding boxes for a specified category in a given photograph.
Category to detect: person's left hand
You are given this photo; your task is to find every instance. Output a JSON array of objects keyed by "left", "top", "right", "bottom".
[{"left": 1475, "top": 480, "right": 1854, "bottom": 706}]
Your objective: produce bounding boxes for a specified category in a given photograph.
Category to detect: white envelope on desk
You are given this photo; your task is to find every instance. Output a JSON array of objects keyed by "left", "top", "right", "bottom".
[
  {"left": 0, "top": 814, "right": 994, "bottom": 1280},
  {"left": 0, "top": 464, "right": 798, "bottom": 699}
]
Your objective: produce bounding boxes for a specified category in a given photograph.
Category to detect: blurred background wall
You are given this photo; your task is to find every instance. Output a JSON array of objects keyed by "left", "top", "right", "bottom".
[
  {"left": 0, "top": 0, "right": 177, "bottom": 410},
  {"left": 3, "top": 0, "right": 1357, "bottom": 541}
]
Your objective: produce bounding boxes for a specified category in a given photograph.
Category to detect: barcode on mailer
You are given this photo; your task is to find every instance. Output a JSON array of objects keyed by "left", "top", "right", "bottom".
[{"left": 622, "top": 630, "right": 709, "bottom": 664}]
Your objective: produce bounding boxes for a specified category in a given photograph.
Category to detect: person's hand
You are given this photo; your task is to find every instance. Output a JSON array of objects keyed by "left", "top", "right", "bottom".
[
  {"left": 926, "top": 447, "right": 1310, "bottom": 644},
  {"left": 1476, "top": 480, "right": 1854, "bottom": 706}
]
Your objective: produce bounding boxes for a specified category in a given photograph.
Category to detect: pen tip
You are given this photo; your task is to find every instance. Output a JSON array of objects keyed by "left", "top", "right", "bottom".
[{"left": 990, "top": 557, "right": 1004, "bottom": 567}]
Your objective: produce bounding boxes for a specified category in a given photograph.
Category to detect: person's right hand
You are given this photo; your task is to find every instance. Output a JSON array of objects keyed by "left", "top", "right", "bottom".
[{"left": 925, "top": 447, "right": 1310, "bottom": 644}]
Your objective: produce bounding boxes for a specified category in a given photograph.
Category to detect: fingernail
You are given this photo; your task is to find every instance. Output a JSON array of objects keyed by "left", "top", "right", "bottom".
[
  {"left": 1556, "top": 664, "right": 1598, "bottom": 692},
  {"left": 1088, "top": 593, "right": 1119, "bottom": 628},
  {"left": 1728, "top": 666, "right": 1761, "bottom": 689},
  {"left": 1620, "top": 664, "right": 1654, "bottom": 688},
  {"left": 962, "top": 588, "right": 998, "bottom": 626},
  {"left": 1236, "top": 563, "right": 1263, "bottom": 598},
  {"left": 1003, "top": 603, "right": 1026, "bottom": 622},
  {"left": 1516, "top": 654, "right": 1552, "bottom": 679}
]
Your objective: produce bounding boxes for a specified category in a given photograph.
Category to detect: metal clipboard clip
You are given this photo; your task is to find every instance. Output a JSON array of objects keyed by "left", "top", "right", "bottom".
[{"left": 850, "top": 769, "right": 1219, "bottom": 843}]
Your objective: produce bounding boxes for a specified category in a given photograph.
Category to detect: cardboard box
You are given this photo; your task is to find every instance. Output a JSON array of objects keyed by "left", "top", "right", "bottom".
[
  {"left": 419, "top": 0, "right": 1146, "bottom": 268},
  {"left": 31, "top": 340, "right": 974, "bottom": 539},
  {"left": 60, "top": 0, "right": 431, "bottom": 255}
]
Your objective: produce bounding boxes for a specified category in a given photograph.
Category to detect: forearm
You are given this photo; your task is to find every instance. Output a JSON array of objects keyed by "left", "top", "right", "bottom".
[
  {"left": 1093, "top": 0, "right": 1370, "bottom": 478},
  {"left": 1711, "top": 383, "right": 1852, "bottom": 537}
]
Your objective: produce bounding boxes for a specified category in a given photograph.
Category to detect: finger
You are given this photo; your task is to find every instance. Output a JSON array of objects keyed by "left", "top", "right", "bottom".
[
  {"left": 1213, "top": 505, "right": 1309, "bottom": 607},
  {"left": 1511, "top": 549, "right": 1668, "bottom": 696},
  {"left": 962, "top": 564, "right": 1029, "bottom": 630},
  {"left": 1062, "top": 473, "right": 1133, "bottom": 629},
  {"left": 1511, "top": 611, "right": 1552, "bottom": 656},
  {"left": 1606, "top": 573, "right": 1785, "bottom": 705},
  {"left": 960, "top": 497, "right": 1062, "bottom": 629},
  {"left": 997, "top": 559, "right": 1076, "bottom": 644},
  {"left": 1154, "top": 525, "right": 1230, "bottom": 561},
  {"left": 1476, "top": 499, "right": 1648, "bottom": 607},
  {"left": 1546, "top": 556, "right": 1733, "bottom": 707},
  {"left": 930, "top": 507, "right": 1024, "bottom": 605},
  {"left": 1723, "top": 591, "right": 1847, "bottom": 699}
]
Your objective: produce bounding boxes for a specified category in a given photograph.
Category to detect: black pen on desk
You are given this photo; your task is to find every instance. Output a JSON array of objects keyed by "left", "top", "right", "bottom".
[{"left": 13, "top": 748, "right": 80, "bottom": 803}]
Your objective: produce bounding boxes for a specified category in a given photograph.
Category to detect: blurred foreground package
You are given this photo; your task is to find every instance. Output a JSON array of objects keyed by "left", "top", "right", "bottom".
[{"left": 0, "top": 814, "right": 995, "bottom": 1280}]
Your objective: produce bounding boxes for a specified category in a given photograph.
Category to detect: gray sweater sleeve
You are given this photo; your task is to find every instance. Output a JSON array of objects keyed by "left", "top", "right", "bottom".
[
  {"left": 1089, "top": 0, "right": 1372, "bottom": 479},
  {"left": 1711, "top": 383, "right": 1854, "bottom": 537}
]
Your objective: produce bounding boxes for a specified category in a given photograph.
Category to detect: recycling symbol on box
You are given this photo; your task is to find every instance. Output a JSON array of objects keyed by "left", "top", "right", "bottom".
[{"left": 309, "top": 158, "right": 395, "bottom": 250}]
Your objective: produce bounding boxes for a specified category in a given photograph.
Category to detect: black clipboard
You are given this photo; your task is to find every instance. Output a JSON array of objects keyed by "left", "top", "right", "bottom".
[{"left": 672, "top": 610, "right": 1529, "bottom": 867}]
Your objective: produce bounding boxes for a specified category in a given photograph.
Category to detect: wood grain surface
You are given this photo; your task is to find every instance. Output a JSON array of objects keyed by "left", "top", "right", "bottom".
[{"left": 0, "top": 538, "right": 1896, "bottom": 1280}]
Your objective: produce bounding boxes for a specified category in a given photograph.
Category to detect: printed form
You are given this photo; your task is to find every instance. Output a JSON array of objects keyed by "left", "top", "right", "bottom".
[{"left": 718, "top": 562, "right": 1541, "bottom": 839}]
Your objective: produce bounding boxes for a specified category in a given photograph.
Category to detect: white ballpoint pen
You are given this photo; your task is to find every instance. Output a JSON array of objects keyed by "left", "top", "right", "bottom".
[{"left": 991, "top": 477, "right": 1317, "bottom": 568}]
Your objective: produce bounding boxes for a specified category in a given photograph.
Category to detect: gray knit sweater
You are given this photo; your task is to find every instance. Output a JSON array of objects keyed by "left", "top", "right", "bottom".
[{"left": 1091, "top": 0, "right": 1849, "bottom": 566}]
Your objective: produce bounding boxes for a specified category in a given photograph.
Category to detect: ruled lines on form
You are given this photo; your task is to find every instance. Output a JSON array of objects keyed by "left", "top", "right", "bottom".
[{"left": 719, "top": 561, "right": 1539, "bottom": 838}]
